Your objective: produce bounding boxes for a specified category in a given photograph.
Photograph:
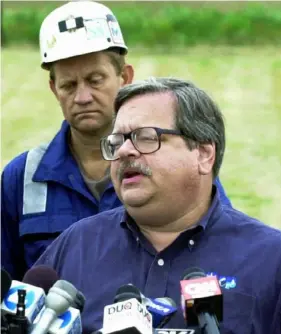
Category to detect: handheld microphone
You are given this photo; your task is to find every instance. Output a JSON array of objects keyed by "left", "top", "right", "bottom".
[
  {"left": 27, "top": 266, "right": 83, "bottom": 334},
  {"left": 30, "top": 280, "right": 78, "bottom": 334},
  {"left": 1, "top": 279, "right": 45, "bottom": 323},
  {"left": 180, "top": 267, "right": 223, "bottom": 334},
  {"left": 1, "top": 266, "right": 63, "bottom": 324},
  {"left": 31, "top": 281, "right": 77, "bottom": 334},
  {"left": 33, "top": 305, "right": 82, "bottom": 334},
  {"left": 32, "top": 280, "right": 83, "bottom": 334},
  {"left": 25, "top": 265, "right": 85, "bottom": 313},
  {"left": 7, "top": 289, "right": 29, "bottom": 334},
  {"left": 142, "top": 296, "right": 177, "bottom": 328},
  {"left": 103, "top": 284, "right": 153, "bottom": 334}
]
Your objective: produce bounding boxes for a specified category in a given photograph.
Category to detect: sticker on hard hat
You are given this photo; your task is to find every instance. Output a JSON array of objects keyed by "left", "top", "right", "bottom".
[
  {"left": 58, "top": 16, "right": 84, "bottom": 33},
  {"left": 84, "top": 19, "right": 107, "bottom": 41},
  {"left": 106, "top": 14, "right": 124, "bottom": 44},
  {"left": 46, "top": 35, "right": 56, "bottom": 49}
]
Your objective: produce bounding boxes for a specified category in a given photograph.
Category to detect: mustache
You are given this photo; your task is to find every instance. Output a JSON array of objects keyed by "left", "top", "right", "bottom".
[{"left": 117, "top": 161, "right": 152, "bottom": 181}]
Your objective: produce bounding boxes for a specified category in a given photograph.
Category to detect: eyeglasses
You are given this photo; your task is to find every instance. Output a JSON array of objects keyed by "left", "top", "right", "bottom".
[{"left": 100, "top": 126, "right": 182, "bottom": 161}]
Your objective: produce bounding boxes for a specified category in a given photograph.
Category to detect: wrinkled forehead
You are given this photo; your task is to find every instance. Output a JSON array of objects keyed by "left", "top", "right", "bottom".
[
  {"left": 113, "top": 92, "right": 176, "bottom": 133},
  {"left": 53, "top": 51, "right": 113, "bottom": 78}
]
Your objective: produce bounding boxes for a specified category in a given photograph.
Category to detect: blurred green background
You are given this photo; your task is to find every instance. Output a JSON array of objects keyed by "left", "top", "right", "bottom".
[{"left": 1, "top": 1, "right": 281, "bottom": 228}]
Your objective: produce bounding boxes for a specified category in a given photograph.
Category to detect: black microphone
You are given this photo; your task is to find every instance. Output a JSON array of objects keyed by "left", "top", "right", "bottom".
[
  {"left": 1, "top": 269, "right": 13, "bottom": 334},
  {"left": 8, "top": 289, "right": 29, "bottom": 334},
  {"left": 1, "top": 268, "right": 12, "bottom": 302},
  {"left": 180, "top": 267, "right": 223, "bottom": 334},
  {"left": 73, "top": 290, "right": 86, "bottom": 313},
  {"left": 1, "top": 269, "right": 29, "bottom": 334},
  {"left": 114, "top": 283, "right": 143, "bottom": 303}
]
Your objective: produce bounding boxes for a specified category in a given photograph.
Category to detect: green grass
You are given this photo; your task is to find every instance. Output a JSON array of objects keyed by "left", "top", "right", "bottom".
[
  {"left": 3, "top": 3, "right": 281, "bottom": 46},
  {"left": 1, "top": 46, "right": 281, "bottom": 229}
]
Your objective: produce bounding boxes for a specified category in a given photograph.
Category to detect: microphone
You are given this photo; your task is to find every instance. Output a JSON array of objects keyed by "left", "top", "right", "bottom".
[
  {"left": 33, "top": 305, "right": 82, "bottom": 334},
  {"left": 72, "top": 290, "right": 86, "bottom": 313},
  {"left": 1, "top": 269, "right": 12, "bottom": 302},
  {"left": 1, "top": 269, "right": 13, "bottom": 334},
  {"left": 7, "top": 289, "right": 30, "bottom": 334},
  {"left": 180, "top": 267, "right": 223, "bottom": 334},
  {"left": 142, "top": 296, "right": 177, "bottom": 328},
  {"left": 27, "top": 266, "right": 83, "bottom": 334},
  {"left": 102, "top": 284, "right": 153, "bottom": 334},
  {"left": 25, "top": 265, "right": 85, "bottom": 313},
  {"left": 23, "top": 265, "right": 59, "bottom": 294},
  {"left": 1, "top": 266, "right": 62, "bottom": 334},
  {"left": 30, "top": 280, "right": 79, "bottom": 334},
  {"left": 1, "top": 277, "right": 46, "bottom": 323},
  {"left": 114, "top": 283, "right": 143, "bottom": 303}
]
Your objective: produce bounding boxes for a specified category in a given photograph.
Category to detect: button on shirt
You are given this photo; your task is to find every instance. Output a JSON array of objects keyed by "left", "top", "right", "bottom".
[{"left": 34, "top": 188, "right": 281, "bottom": 334}]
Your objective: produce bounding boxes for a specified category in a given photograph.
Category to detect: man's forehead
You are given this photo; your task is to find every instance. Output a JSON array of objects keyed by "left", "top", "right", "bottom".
[
  {"left": 114, "top": 109, "right": 174, "bottom": 134},
  {"left": 114, "top": 92, "right": 175, "bottom": 125},
  {"left": 54, "top": 52, "right": 111, "bottom": 74}
]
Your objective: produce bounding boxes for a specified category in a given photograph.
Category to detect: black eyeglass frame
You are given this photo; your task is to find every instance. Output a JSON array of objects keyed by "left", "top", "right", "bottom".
[{"left": 100, "top": 126, "right": 182, "bottom": 161}]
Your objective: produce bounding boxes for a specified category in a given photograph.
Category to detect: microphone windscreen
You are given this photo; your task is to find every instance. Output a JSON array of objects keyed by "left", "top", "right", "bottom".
[
  {"left": 114, "top": 283, "right": 142, "bottom": 303},
  {"left": 1, "top": 269, "right": 12, "bottom": 302},
  {"left": 53, "top": 280, "right": 78, "bottom": 300},
  {"left": 22, "top": 265, "right": 59, "bottom": 293},
  {"left": 181, "top": 267, "right": 206, "bottom": 280}
]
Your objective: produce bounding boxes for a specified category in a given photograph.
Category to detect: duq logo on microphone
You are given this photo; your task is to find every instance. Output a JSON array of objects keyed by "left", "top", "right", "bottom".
[{"left": 103, "top": 298, "right": 153, "bottom": 334}]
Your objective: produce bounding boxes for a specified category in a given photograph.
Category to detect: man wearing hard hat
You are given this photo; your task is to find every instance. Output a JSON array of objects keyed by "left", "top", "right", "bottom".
[{"left": 1, "top": 1, "right": 230, "bottom": 280}]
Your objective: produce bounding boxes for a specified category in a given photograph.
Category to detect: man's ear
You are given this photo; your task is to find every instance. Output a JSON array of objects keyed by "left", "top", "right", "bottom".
[
  {"left": 198, "top": 143, "right": 216, "bottom": 175},
  {"left": 49, "top": 79, "right": 59, "bottom": 101},
  {"left": 121, "top": 64, "right": 134, "bottom": 86}
]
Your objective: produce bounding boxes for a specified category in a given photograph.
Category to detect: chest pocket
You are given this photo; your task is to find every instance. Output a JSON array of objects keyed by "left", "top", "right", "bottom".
[{"left": 219, "top": 290, "right": 255, "bottom": 334}]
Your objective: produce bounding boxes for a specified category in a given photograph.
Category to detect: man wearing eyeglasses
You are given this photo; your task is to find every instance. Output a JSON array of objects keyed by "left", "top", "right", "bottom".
[
  {"left": 34, "top": 78, "right": 281, "bottom": 334},
  {"left": 1, "top": 2, "right": 231, "bottom": 282}
]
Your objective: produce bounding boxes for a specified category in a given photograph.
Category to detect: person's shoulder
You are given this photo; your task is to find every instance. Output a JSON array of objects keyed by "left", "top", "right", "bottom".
[
  {"left": 2, "top": 151, "right": 29, "bottom": 179},
  {"left": 222, "top": 204, "right": 281, "bottom": 243}
]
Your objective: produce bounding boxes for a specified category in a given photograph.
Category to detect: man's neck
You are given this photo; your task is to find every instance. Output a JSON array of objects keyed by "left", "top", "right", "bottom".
[
  {"left": 69, "top": 127, "right": 104, "bottom": 160},
  {"left": 136, "top": 189, "right": 212, "bottom": 252},
  {"left": 69, "top": 127, "right": 110, "bottom": 180}
]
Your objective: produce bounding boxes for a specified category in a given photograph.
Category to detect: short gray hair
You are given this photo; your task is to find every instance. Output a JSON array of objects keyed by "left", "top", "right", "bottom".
[{"left": 114, "top": 77, "right": 225, "bottom": 178}]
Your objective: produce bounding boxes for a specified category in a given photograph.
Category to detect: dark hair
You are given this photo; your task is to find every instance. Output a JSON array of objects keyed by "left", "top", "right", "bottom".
[
  {"left": 114, "top": 77, "right": 225, "bottom": 178},
  {"left": 49, "top": 48, "right": 125, "bottom": 82}
]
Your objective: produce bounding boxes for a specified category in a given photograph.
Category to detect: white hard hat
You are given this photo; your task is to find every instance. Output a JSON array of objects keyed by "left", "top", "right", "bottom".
[{"left": 39, "top": 1, "right": 128, "bottom": 69}]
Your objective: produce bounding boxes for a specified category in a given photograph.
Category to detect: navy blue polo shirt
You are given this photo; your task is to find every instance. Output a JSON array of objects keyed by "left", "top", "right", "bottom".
[{"left": 35, "top": 188, "right": 281, "bottom": 334}]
